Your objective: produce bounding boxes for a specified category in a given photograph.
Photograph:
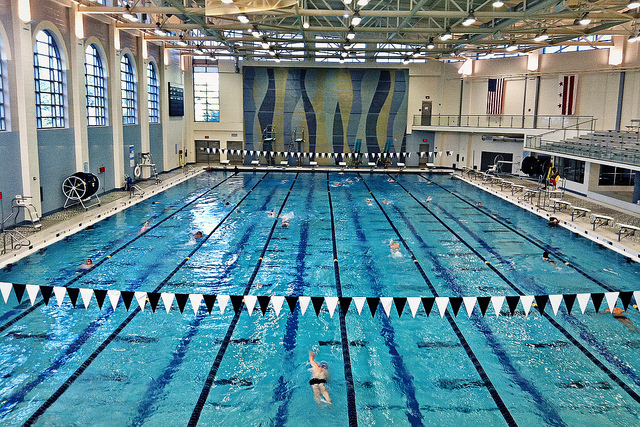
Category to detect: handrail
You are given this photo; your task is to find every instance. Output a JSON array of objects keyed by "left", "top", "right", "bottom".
[{"left": 413, "top": 114, "right": 596, "bottom": 131}]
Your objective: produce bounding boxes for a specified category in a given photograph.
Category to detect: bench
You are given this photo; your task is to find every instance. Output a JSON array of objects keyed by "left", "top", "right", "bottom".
[
  {"left": 616, "top": 223, "right": 640, "bottom": 241},
  {"left": 511, "top": 184, "right": 525, "bottom": 196},
  {"left": 220, "top": 160, "right": 230, "bottom": 166},
  {"left": 591, "top": 214, "right": 614, "bottom": 230},
  {"left": 571, "top": 207, "right": 590, "bottom": 221},
  {"left": 550, "top": 198, "right": 571, "bottom": 213}
]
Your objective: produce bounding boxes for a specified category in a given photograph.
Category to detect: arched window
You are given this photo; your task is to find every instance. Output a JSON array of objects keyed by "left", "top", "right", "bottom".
[
  {"left": 85, "top": 44, "right": 107, "bottom": 126},
  {"left": 147, "top": 62, "right": 159, "bottom": 123},
  {"left": 121, "top": 54, "right": 137, "bottom": 124},
  {"left": 0, "top": 47, "right": 5, "bottom": 131},
  {"left": 34, "top": 30, "right": 65, "bottom": 128}
]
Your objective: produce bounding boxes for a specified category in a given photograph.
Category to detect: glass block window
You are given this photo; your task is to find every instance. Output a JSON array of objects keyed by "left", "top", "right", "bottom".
[
  {"left": 147, "top": 62, "right": 160, "bottom": 123},
  {"left": 34, "top": 30, "right": 65, "bottom": 128},
  {"left": 85, "top": 44, "right": 107, "bottom": 126},
  {"left": 193, "top": 65, "right": 220, "bottom": 122},
  {"left": 121, "top": 54, "right": 137, "bottom": 124}
]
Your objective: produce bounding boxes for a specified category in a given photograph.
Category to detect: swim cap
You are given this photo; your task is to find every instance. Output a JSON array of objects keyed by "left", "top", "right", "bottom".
[{"left": 319, "top": 362, "right": 329, "bottom": 369}]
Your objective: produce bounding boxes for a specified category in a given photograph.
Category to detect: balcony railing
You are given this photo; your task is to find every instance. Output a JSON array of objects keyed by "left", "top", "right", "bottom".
[
  {"left": 413, "top": 114, "right": 596, "bottom": 131},
  {"left": 526, "top": 134, "right": 640, "bottom": 167}
]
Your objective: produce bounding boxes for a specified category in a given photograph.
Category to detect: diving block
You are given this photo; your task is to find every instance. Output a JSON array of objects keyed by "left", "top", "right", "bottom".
[
  {"left": 523, "top": 188, "right": 538, "bottom": 201},
  {"left": 368, "top": 162, "right": 376, "bottom": 168},
  {"left": 220, "top": 160, "right": 230, "bottom": 166},
  {"left": 571, "top": 207, "right": 590, "bottom": 221},
  {"left": 310, "top": 161, "right": 318, "bottom": 167},
  {"left": 251, "top": 160, "right": 260, "bottom": 167},
  {"left": 550, "top": 198, "right": 571, "bottom": 213},
  {"left": 616, "top": 223, "right": 640, "bottom": 241},
  {"left": 490, "top": 176, "right": 503, "bottom": 186},
  {"left": 397, "top": 162, "right": 405, "bottom": 168},
  {"left": 280, "top": 160, "right": 288, "bottom": 166},
  {"left": 591, "top": 214, "right": 614, "bottom": 230},
  {"left": 500, "top": 181, "right": 513, "bottom": 191},
  {"left": 426, "top": 163, "right": 435, "bottom": 169},
  {"left": 339, "top": 161, "right": 347, "bottom": 168},
  {"left": 511, "top": 184, "right": 525, "bottom": 196}
]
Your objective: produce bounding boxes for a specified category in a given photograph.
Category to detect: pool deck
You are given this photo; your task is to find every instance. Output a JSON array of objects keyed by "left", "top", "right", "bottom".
[
  {"left": 3, "top": 163, "right": 639, "bottom": 268},
  {"left": 452, "top": 170, "right": 640, "bottom": 263}
]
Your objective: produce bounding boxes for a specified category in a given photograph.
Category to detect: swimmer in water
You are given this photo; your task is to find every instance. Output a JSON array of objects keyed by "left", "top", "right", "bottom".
[
  {"left": 309, "top": 351, "right": 331, "bottom": 407},
  {"left": 548, "top": 216, "right": 560, "bottom": 227},
  {"left": 425, "top": 196, "right": 433, "bottom": 203},
  {"left": 366, "top": 199, "right": 373, "bottom": 206},
  {"left": 477, "top": 202, "right": 483, "bottom": 207},
  {"left": 542, "top": 251, "right": 556, "bottom": 265},
  {"left": 139, "top": 221, "right": 150, "bottom": 233},
  {"left": 389, "top": 240, "right": 401, "bottom": 256},
  {"left": 76, "top": 259, "right": 94, "bottom": 271},
  {"left": 280, "top": 211, "right": 294, "bottom": 227},
  {"left": 267, "top": 211, "right": 276, "bottom": 218},
  {"left": 388, "top": 178, "right": 395, "bottom": 183},
  {"left": 605, "top": 306, "right": 639, "bottom": 333},
  {"left": 193, "top": 231, "right": 203, "bottom": 240},
  {"left": 382, "top": 200, "right": 392, "bottom": 205}
]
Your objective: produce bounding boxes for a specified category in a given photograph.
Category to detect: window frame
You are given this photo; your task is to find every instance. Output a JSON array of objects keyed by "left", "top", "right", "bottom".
[
  {"left": 147, "top": 61, "right": 160, "bottom": 123},
  {"left": 193, "top": 64, "right": 220, "bottom": 122},
  {"left": 84, "top": 43, "right": 107, "bottom": 126},
  {"left": 34, "top": 30, "right": 65, "bottom": 129},
  {"left": 121, "top": 54, "right": 137, "bottom": 125}
]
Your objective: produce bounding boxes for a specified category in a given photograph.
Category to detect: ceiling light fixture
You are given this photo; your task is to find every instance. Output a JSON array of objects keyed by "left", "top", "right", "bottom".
[
  {"left": 356, "top": 0, "right": 369, "bottom": 6},
  {"left": 579, "top": 13, "right": 591, "bottom": 26},
  {"left": 462, "top": 13, "right": 476, "bottom": 27},
  {"left": 339, "top": 56, "right": 345, "bottom": 63},
  {"left": 176, "top": 34, "right": 188, "bottom": 47},
  {"left": 303, "top": 16, "right": 310, "bottom": 29},
  {"left": 252, "top": 27, "right": 262, "bottom": 38},
  {"left": 533, "top": 30, "right": 549, "bottom": 42},
  {"left": 261, "top": 38, "right": 270, "bottom": 49},
  {"left": 351, "top": 11, "right": 362, "bottom": 26},
  {"left": 154, "top": 23, "right": 167, "bottom": 37},
  {"left": 505, "top": 43, "right": 518, "bottom": 51},
  {"left": 238, "top": 14, "right": 250, "bottom": 24},
  {"left": 341, "top": 50, "right": 348, "bottom": 58},
  {"left": 427, "top": 38, "right": 435, "bottom": 49},
  {"left": 492, "top": 0, "right": 504, "bottom": 7},
  {"left": 628, "top": 1, "right": 640, "bottom": 8},
  {"left": 275, "top": 55, "right": 281, "bottom": 63},
  {"left": 402, "top": 57, "right": 410, "bottom": 65},
  {"left": 343, "top": 0, "right": 352, "bottom": 4},
  {"left": 221, "top": 0, "right": 234, "bottom": 4},
  {"left": 122, "top": 5, "right": 138, "bottom": 22},
  {"left": 344, "top": 40, "right": 352, "bottom": 50},
  {"left": 269, "top": 48, "right": 276, "bottom": 56},
  {"left": 440, "top": 29, "right": 452, "bottom": 41},
  {"left": 347, "top": 26, "right": 356, "bottom": 40}
]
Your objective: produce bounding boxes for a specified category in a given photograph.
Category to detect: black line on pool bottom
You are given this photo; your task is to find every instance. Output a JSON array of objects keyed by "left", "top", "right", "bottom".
[
  {"left": 187, "top": 173, "right": 299, "bottom": 427},
  {"left": 21, "top": 172, "right": 268, "bottom": 427},
  {"left": 327, "top": 172, "right": 358, "bottom": 427},
  {"left": 420, "top": 174, "right": 616, "bottom": 292},
  {"left": 360, "top": 173, "right": 517, "bottom": 427},
  {"left": 397, "top": 175, "right": 640, "bottom": 407},
  {"left": 0, "top": 173, "right": 237, "bottom": 335}
]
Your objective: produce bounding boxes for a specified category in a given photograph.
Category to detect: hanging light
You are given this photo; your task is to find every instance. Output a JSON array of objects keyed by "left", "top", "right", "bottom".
[
  {"left": 275, "top": 55, "right": 281, "bottom": 63},
  {"left": 193, "top": 46, "right": 204, "bottom": 55},
  {"left": 269, "top": 47, "right": 276, "bottom": 56},
  {"left": 351, "top": 11, "right": 362, "bottom": 26},
  {"left": 347, "top": 26, "right": 356, "bottom": 40},
  {"left": 252, "top": 27, "right": 262, "bottom": 38},
  {"left": 533, "top": 30, "right": 549, "bottom": 42},
  {"left": 628, "top": 1, "right": 640, "bottom": 8},
  {"left": 427, "top": 38, "right": 435, "bottom": 49},
  {"left": 462, "top": 13, "right": 476, "bottom": 27},
  {"left": 339, "top": 56, "right": 345, "bottom": 63},
  {"left": 154, "top": 23, "right": 167, "bottom": 37},
  {"left": 261, "top": 38, "right": 270, "bottom": 49},
  {"left": 402, "top": 57, "right": 410, "bottom": 65},
  {"left": 440, "top": 29, "right": 452, "bottom": 41},
  {"left": 176, "top": 34, "right": 188, "bottom": 47},
  {"left": 341, "top": 50, "right": 348, "bottom": 58},
  {"left": 221, "top": 0, "right": 234, "bottom": 4},
  {"left": 578, "top": 13, "right": 591, "bottom": 26},
  {"left": 412, "top": 48, "right": 421, "bottom": 58},
  {"left": 356, "top": 0, "right": 368, "bottom": 6},
  {"left": 344, "top": 40, "right": 352, "bottom": 50},
  {"left": 343, "top": 0, "right": 352, "bottom": 4},
  {"left": 303, "top": 16, "right": 310, "bottom": 29},
  {"left": 492, "top": 0, "right": 504, "bottom": 7},
  {"left": 628, "top": 30, "right": 640, "bottom": 42},
  {"left": 505, "top": 43, "right": 518, "bottom": 52},
  {"left": 122, "top": 5, "right": 138, "bottom": 22},
  {"left": 238, "top": 14, "right": 250, "bottom": 24}
]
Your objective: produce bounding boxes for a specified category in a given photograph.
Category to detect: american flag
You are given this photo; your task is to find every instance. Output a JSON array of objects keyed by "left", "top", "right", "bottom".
[
  {"left": 559, "top": 75, "right": 578, "bottom": 115},
  {"left": 486, "top": 78, "right": 504, "bottom": 115}
]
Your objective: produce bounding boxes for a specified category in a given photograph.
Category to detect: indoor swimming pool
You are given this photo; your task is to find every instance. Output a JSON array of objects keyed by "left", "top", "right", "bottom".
[{"left": 1, "top": 170, "right": 640, "bottom": 426}]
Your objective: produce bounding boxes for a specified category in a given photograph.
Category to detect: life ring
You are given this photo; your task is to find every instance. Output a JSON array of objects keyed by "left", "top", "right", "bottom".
[{"left": 134, "top": 164, "right": 142, "bottom": 178}]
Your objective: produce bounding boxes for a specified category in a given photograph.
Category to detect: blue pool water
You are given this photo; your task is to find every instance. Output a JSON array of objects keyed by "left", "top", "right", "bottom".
[{"left": 1, "top": 171, "right": 640, "bottom": 426}]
